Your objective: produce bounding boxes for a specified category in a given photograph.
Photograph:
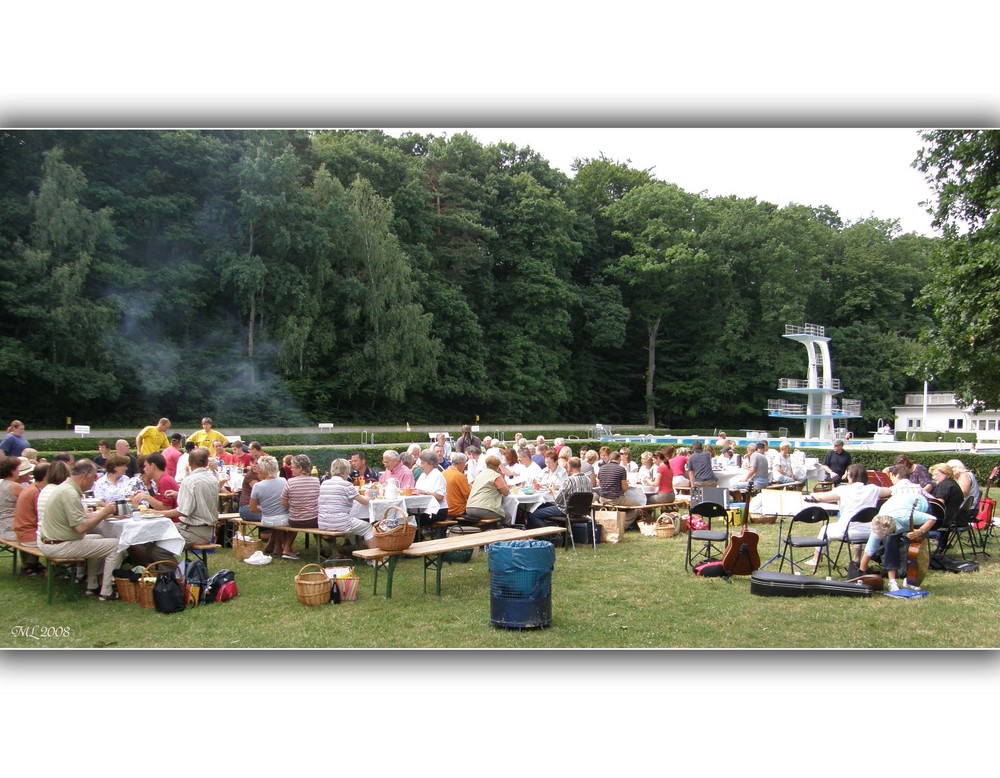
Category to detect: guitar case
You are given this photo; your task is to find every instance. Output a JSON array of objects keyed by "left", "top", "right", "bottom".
[{"left": 750, "top": 570, "right": 878, "bottom": 598}]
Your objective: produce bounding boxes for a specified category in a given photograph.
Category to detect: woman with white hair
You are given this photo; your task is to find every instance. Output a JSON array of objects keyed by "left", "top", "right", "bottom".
[
  {"left": 414, "top": 450, "right": 449, "bottom": 526},
  {"left": 249, "top": 455, "right": 289, "bottom": 557},
  {"left": 947, "top": 459, "right": 981, "bottom": 506},
  {"left": 318, "top": 458, "right": 376, "bottom": 550}
]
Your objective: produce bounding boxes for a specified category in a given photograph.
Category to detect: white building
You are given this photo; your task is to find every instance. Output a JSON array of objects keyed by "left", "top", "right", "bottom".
[{"left": 893, "top": 391, "right": 1000, "bottom": 444}]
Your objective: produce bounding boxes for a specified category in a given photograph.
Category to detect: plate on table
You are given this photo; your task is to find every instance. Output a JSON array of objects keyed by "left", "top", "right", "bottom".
[{"left": 139, "top": 512, "right": 164, "bottom": 520}]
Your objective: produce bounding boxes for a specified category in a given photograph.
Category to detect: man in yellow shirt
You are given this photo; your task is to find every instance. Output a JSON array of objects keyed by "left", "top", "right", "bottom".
[
  {"left": 135, "top": 417, "right": 172, "bottom": 456},
  {"left": 188, "top": 417, "right": 228, "bottom": 450}
]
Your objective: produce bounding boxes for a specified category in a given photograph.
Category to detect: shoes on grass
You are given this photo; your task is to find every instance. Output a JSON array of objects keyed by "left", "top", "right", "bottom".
[{"left": 244, "top": 551, "right": 272, "bottom": 566}]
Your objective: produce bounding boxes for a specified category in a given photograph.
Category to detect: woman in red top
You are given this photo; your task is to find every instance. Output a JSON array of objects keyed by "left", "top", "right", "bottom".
[
  {"left": 652, "top": 450, "right": 676, "bottom": 504},
  {"left": 667, "top": 446, "right": 688, "bottom": 491}
]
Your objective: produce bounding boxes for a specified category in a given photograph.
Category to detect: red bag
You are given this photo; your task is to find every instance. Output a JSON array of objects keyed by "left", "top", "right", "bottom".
[
  {"left": 975, "top": 498, "right": 995, "bottom": 530},
  {"left": 688, "top": 516, "right": 708, "bottom": 531},
  {"left": 214, "top": 580, "right": 238, "bottom": 602},
  {"left": 694, "top": 560, "right": 727, "bottom": 577}
]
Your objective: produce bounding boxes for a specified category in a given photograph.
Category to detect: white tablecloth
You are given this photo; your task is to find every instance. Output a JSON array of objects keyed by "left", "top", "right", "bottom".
[
  {"left": 713, "top": 468, "right": 748, "bottom": 489},
  {"left": 350, "top": 495, "right": 440, "bottom": 524},
  {"left": 501, "top": 490, "right": 556, "bottom": 524},
  {"left": 96, "top": 516, "right": 186, "bottom": 555}
]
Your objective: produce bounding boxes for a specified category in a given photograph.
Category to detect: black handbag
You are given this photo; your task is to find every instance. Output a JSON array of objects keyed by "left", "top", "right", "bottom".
[{"left": 153, "top": 571, "right": 186, "bottom": 614}]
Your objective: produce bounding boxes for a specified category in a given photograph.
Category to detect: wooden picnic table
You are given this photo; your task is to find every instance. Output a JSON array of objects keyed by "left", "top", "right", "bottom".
[{"left": 353, "top": 526, "right": 566, "bottom": 598}]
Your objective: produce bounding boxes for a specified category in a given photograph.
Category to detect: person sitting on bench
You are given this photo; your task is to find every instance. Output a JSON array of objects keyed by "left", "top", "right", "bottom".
[{"left": 465, "top": 456, "right": 510, "bottom": 525}]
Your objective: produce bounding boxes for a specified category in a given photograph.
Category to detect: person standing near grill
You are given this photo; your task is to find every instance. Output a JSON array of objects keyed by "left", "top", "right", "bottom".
[
  {"left": 135, "top": 417, "right": 171, "bottom": 457},
  {"left": 188, "top": 417, "right": 228, "bottom": 452}
]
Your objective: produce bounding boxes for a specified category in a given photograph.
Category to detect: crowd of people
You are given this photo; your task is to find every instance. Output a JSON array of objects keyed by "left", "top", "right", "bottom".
[
  {"left": 0, "top": 418, "right": 989, "bottom": 596},
  {"left": 0, "top": 417, "right": 245, "bottom": 595}
]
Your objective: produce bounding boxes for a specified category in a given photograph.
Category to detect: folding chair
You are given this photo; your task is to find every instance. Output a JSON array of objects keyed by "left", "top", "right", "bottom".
[
  {"left": 684, "top": 501, "right": 729, "bottom": 570},
  {"left": 778, "top": 506, "right": 831, "bottom": 578},
  {"left": 938, "top": 494, "right": 981, "bottom": 560},
  {"left": 830, "top": 506, "right": 879, "bottom": 576},
  {"left": 564, "top": 491, "right": 597, "bottom": 553}
]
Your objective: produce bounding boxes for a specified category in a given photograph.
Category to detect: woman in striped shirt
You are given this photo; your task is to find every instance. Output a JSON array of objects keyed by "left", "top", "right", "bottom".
[
  {"left": 318, "top": 458, "right": 375, "bottom": 549},
  {"left": 279, "top": 454, "right": 320, "bottom": 561}
]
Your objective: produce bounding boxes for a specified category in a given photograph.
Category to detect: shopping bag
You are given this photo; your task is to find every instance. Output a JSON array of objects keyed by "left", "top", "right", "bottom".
[{"left": 594, "top": 510, "right": 626, "bottom": 544}]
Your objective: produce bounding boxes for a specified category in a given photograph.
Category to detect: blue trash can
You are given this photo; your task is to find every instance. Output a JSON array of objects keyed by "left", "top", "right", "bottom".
[{"left": 488, "top": 540, "right": 556, "bottom": 629}]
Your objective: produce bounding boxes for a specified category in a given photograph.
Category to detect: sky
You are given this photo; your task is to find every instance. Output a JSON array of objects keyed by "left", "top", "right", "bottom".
[{"left": 385, "top": 127, "right": 939, "bottom": 236}]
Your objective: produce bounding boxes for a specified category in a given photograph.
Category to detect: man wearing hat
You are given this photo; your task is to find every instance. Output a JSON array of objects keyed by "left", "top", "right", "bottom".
[{"left": 162, "top": 433, "right": 184, "bottom": 479}]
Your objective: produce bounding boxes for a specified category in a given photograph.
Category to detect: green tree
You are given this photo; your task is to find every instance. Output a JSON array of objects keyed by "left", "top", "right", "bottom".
[
  {"left": 914, "top": 130, "right": 1000, "bottom": 408},
  {"left": 607, "top": 182, "right": 711, "bottom": 427},
  {"left": 341, "top": 176, "right": 439, "bottom": 410},
  {"left": 0, "top": 148, "right": 123, "bottom": 419}
]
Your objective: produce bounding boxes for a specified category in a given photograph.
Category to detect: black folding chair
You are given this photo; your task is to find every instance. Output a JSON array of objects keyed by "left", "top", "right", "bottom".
[
  {"left": 684, "top": 501, "right": 729, "bottom": 570},
  {"left": 830, "top": 506, "right": 878, "bottom": 576},
  {"left": 564, "top": 491, "right": 597, "bottom": 553},
  {"left": 778, "top": 506, "right": 831, "bottom": 578}
]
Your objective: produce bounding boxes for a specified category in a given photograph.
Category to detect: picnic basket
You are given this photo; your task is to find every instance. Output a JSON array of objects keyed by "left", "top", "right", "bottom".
[
  {"left": 373, "top": 506, "right": 416, "bottom": 552},
  {"left": 655, "top": 515, "right": 677, "bottom": 539},
  {"left": 114, "top": 574, "right": 138, "bottom": 604},
  {"left": 138, "top": 560, "right": 182, "bottom": 610},
  {"left": 295, "top": 563, "right": 332, "bottom": 606},
  {"left": 231, "top": 522, "right": 261, "bottom": 561}
]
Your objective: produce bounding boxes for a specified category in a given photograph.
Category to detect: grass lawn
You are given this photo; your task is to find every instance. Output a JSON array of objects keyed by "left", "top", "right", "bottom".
[{"left": 3, "top": 521, "right": 999, "bottom": 649}]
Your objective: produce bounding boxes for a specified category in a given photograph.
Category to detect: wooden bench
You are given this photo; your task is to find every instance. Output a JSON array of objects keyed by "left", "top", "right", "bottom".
[
  {"left": 353, "top": 526, "right": 566, "bottom": 598},
  {"left": 0, "top": 537, "right": 86, "bottom": 605},
  {"left": 185, "top": 543, "right": 223, "bottom": 570},
  {"left": 227, "top": 519, "right": 354, "bottom": 560}
]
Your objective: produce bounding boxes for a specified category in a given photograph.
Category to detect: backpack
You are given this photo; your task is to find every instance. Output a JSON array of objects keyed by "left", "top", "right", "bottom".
[
  {"left": 184, "top": 559, "right": 209, "bottom": 606},
  {"left": 153, "top": 570, "right": 186, "bottom": 614},
  {"left": 694, "top": 560, "right": 727, "bottom": 577},
  {"left": 204, "top": 569, "right": 237, "bottom": 603}
]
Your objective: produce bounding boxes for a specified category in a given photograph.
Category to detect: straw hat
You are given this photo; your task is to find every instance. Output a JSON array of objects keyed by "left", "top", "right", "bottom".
[{"left": 17, "top": 457, "right": 34, "bottom": 477}]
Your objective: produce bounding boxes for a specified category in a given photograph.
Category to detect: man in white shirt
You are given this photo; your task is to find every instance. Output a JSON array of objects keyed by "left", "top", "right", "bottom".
[{"left": 509, "top": 448, "right": 543, "bottom": 485}]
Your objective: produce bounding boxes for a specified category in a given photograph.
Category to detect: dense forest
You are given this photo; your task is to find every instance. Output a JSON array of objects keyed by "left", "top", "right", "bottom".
[{"left": 0, "top": 130, "right": 942, "bottom": 431}]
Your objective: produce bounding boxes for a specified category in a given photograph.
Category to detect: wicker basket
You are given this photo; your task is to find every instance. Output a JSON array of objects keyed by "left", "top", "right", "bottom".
[
  {"left": 114, "top": 576, "right": 138, "bottom": 604},
  {"left": 295, "top": 563, "right": 333, "bottom": 606},
  {"left": 231, "top": 522, "right": 262, "bottom": 561},
  {"left": 655, "top": 520, "right": 676, "bottom": 539},
  {"left": 137, "top": 560, "right": 182, "bottom": 610},
  {"left": 373, "top": 506, "right": 417, "bottom": 552}
]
